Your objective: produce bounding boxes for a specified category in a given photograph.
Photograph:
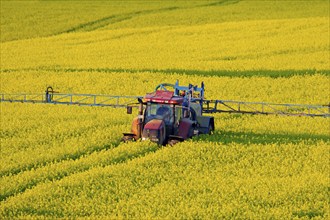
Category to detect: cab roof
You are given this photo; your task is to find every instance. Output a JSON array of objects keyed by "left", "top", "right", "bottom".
[{"left": 144, "top": 90, "right": 184, "bottom": 104}]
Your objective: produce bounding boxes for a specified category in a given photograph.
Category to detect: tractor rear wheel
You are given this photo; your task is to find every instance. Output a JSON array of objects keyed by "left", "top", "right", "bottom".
[
  {"left": 208, "top": 124, "right": 214, "bottom": 135},
  {"left": 168, "top": 139, "right": 180, "bottom": 146}
]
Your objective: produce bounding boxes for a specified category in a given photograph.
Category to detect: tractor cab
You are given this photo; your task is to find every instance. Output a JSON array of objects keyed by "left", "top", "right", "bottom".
[
  {"left": 143, "top": 90, "right": 183, "bottom": 123},
  {"left": 144, "top": 103, "right": 174, "bottom": 125},
  {"left": 141, "top": 90, "right": 185, "bottom": 144}
]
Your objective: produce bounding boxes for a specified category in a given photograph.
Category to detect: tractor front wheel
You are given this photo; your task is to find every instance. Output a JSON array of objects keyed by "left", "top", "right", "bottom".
[{"left": 121, "top": 135, "right": 135, "bottom": 142}]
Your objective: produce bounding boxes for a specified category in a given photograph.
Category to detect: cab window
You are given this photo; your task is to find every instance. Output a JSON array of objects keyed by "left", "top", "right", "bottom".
[{"left": 175, "top": 106, "right": 182, "bottom": 125}]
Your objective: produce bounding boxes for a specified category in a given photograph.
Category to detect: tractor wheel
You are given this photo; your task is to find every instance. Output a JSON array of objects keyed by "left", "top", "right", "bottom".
[
  {"left": 208, "top": 124, "right": 214, "bottom": 135},
  {"left": 168, "top": 139, "right": 180, "bottom": 146},
  {"left": 188, "top": 127, "right": 194, "bottom": 138},
  {"left": 160, "top": 125, "right": 166, "bottom": 146},
  {"left": 121, "top": 135, "right": 135, "bottom": 142}
]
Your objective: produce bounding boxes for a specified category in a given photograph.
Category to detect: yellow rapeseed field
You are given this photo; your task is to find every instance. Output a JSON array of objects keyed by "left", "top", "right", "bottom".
[
  {"left": 1, "top": 103, "right": 329, "bottom": 219},
  {"left": 1, "top": 0, "right": 329, "bottom": 219},
  {"left": 1, "top": 17, "right": 329, "bottom": 71}
]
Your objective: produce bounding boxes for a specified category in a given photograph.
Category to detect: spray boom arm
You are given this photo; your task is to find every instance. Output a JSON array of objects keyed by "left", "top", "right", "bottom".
[{"left": 0, "top": 84, "right": 329, "bottom": 117}]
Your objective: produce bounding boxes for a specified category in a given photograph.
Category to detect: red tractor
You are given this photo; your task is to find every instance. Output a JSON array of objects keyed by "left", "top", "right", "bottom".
[{"left": 122, "top": 81, "right": 214, "bottom": 145}]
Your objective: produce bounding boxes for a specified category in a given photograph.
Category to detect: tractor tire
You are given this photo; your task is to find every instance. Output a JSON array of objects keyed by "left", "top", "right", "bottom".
[
  {"left": 160, "top": 124, "right": 166, "bottom": 146},
  {"left": 188, "top": 127, "right": 194, "bottom": 138},
  {"left": 121, "top": 135, "right": 135, "bottom": 142},
  {"left": 208, "top": 124, "right": 214, "bottom": 135},
  {"left": 168, "top": 139, "right": 180, "bottom": 146}
]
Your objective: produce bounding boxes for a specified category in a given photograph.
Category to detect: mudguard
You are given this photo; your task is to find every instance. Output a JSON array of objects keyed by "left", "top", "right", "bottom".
[
  {"left": 177, "top": 118, "right": 195, "bottom": 139},
  {"left": 142, "top": 119, "right": 166, "bottom": 145},
  {"left": 130, "top": 116, "right": 141, "bottom": 139},
  {"left": 196, "top": 116, "right": 214, "bottom": 134}
]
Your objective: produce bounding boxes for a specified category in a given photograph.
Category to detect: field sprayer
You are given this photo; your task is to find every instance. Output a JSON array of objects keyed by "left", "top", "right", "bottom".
[
  {"left": 1, "top": 80, "right": 329, "bottom": 145},
  {"left": 122, "top": 81, "right": 214, "bottom": 145}
]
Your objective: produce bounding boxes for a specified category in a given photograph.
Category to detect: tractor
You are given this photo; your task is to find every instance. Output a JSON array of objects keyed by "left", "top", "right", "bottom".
[{"left": 122, "top": 81, "right": 214, "bottom": 145}]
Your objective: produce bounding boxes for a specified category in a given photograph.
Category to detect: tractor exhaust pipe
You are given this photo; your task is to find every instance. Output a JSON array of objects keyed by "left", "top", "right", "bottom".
[{"left": 136, "top": 98, "right": 144, "bottom": 139}]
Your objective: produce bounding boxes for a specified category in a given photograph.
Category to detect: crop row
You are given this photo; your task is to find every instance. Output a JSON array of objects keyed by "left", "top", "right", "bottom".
[
  {"left": 0, "top": 140, "right": 158, "bottom": 202},
  {"left": 1, "top": 138, "right": 328, "bottom": 219},
  {"left": 1, "top": 102, "right": 329, "bottom": 217},
  {"left": 2, "top": 102, "right": 328, "bottom": 177},
  {"left": 1, "top": 17, "right": 328, "bottom": 71},
  {"left": 0, "top": 103, "right": 132, "bottom": 177},
  {"left": 2, "top": 1, "right": 327, "bottom": 42}
]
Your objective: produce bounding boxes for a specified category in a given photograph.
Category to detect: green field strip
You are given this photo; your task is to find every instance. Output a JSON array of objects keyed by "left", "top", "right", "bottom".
[
  {"left": 194, "top": 130, "right": 330, "bottom": 145},
  {"left": 1, "top": 71, "right": 328, "bottom": 106},
  {"left": 202, "top": 0, "right": 240, "bottom": 7},
  {"left": 59, "top": 15, "right": 132, "bottom": 34},
  {"left": 0, "top": 142, "right": 159, "bottom": 202},
  {"left": 1, "top": 67, "right": 329, "bottom": 78}
]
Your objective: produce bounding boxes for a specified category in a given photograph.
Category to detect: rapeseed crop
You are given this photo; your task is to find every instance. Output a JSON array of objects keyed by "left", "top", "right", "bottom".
[
  {"left": 1, "top": 17, "right": 329, "bottom": 71},
  {"left": 1, "top": 103, "right": 329, "bottom": 218},
  {"left": 1, "top": 0, "right": 329, "bottom": 219}
]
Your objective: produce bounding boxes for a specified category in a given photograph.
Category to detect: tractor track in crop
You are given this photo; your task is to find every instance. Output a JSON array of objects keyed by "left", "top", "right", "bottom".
[
  {"left": 56, "top": 1, "right": 239, "bottom": 35},
  {"left": 0, "top": 142, "right": 160, "bottom": 202},
  {"left": 0, "top": 1, "right": 241, "bottom": 43},
  {"left": 201, "top": 0, "right": 240, "bottom": 7},
  {"left": 57, "top": 6, "right": 180, "bottom": 34},
  {"left": 0, "top": 123, "right": 115, "bottom": 177}
]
